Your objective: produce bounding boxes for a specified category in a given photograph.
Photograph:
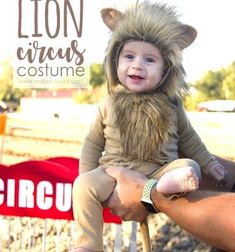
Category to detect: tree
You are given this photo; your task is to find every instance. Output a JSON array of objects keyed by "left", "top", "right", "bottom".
[
  {"left": 73, "top": 63, "right": 107, "bottom": 104},
  {"left": 0, "top": 58, "right": 30, "bottom": 110},
  {"left": 90, "top": 63, "right": 105, "bottom": 88},
  {"left": 222, "top": 61, "right": 235, "bottom": 99},
  {"left": 194, "top": 69, "right": 225, "bottom": 100}
]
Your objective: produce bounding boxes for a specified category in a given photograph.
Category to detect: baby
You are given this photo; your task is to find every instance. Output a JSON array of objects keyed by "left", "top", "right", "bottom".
[{"left": 72, "top": 2, "right": 228, "bottom": 251}]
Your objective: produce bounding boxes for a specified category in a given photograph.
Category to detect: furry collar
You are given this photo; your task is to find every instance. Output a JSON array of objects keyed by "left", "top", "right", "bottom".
[{"left": 112, "top": 91, "right": 177, "bottom": 161}]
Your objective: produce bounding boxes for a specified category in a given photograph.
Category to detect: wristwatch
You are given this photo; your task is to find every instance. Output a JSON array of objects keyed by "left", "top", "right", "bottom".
[{"left": 141, "top": 178, "right": 158, "bottom": 213}]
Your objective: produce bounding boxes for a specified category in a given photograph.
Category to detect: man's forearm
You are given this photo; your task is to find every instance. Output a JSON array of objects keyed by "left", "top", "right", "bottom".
[
  {"left": 151, "top": 188, "right": 235, "bottom": 251},
  {"left": 106, "top": 165, "right": 235, "bottom": 251}
]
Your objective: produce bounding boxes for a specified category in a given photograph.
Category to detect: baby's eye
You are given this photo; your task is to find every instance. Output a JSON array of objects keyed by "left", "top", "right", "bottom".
[
  {"left": 145, "top": 57, "right": 155, "bottom": 63},
  {"left": 124, "top": 54, "right": 134, "bottom": 59}
]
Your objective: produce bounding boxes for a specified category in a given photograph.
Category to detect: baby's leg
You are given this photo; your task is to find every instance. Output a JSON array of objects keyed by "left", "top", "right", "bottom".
[
  {"left": 72, "top": 167, "right": 115, "bottom": 251},
  {"left": 156, "top": 159, "right": 201, "bottom": 194}
]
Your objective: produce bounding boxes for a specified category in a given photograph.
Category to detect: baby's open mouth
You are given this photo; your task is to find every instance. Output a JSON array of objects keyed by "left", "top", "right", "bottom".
[{"left": 129, "top": 75, "right": 144, "bottom": 80}]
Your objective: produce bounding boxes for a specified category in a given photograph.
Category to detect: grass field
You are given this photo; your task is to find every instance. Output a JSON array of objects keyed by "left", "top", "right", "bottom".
[
  {"left": 188, "top": 111, "right": 235, "bottom": 159},
  {"left": 3, "top": 111, "right": 235, "bottom": 165}
]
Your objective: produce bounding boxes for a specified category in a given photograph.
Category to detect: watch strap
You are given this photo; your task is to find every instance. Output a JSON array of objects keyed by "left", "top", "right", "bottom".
[
  {"left": 142, "top": 178, "right": 158, "bottom": 199},
  {"left": 141, "top": 178, "right": 158, "bottom": 213}
]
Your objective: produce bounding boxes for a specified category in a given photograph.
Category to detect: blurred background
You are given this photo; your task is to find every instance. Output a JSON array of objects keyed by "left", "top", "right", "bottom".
[{"left": 0, "top": 1, "right": 234, "bottom": 251}]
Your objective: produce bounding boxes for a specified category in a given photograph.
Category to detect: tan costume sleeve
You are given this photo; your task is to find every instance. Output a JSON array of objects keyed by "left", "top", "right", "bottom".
[
  {"left": 177, "top": 103, "right": 217, "bottom": 174},
  {"left": 80, "top": 100, "right": 106, "bottom": 174}
]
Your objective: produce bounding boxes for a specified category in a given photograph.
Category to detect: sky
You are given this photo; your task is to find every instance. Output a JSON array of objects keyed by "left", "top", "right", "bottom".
[{"left": 0, "top": 0, "right": 235, "bottom": 83}]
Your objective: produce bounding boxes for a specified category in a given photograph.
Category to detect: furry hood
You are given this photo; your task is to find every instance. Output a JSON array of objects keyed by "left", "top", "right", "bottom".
[{"left": 101, "top": 1, "right": 197, "bottom": 100}]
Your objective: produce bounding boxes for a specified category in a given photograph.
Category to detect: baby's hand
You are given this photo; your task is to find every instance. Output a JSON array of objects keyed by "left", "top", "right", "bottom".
[{"left": 208, "top": 163, "right": 228, "bottom": 185}]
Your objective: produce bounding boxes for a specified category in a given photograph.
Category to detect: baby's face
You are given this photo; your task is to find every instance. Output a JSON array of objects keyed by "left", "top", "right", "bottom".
[{"left": 117, "top": 40, "right": 165, "bottom": 93}]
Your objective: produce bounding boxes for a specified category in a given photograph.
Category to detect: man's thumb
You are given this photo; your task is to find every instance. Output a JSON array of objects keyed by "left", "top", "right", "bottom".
[{"left": 105, "top": 166, "right": 121, "bottom": 179}]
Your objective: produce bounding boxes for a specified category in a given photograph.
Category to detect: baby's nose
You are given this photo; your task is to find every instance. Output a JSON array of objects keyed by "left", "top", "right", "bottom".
[{"left": 131, "top": 58, "right": 143, "bottom": 70}]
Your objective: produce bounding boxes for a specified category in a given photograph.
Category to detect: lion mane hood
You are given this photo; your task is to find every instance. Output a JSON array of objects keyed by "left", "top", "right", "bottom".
[{"left": 101, "top": 1, "right": 197, "bottom": 99}]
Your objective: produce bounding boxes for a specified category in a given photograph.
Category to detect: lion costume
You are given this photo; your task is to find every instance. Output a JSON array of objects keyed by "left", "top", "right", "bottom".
[{"left": 72, "top": 1, "right": 220, "bottom": 251}]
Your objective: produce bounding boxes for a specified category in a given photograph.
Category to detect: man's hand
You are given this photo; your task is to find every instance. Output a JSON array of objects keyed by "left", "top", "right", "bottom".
[
  {"left": 104, "top": 167, "right": 149, "bottom": 222},
  {"left": 208, "top": 163, "right": 229, "bottom": 182}
]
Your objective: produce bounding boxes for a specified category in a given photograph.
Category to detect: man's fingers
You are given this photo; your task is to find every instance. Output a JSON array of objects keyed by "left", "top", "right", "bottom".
[
  {"left": 105, "top": 190, "right": 119, "bottom": 208},
  {"left": 105, "top": 166, "right": 122, "bottom": 179},
  {"left": 121, "top": 209, "right": 148, "bottom": 222},
  {"left": 106, "top": 191, "right": 125, "bottom": 216}
]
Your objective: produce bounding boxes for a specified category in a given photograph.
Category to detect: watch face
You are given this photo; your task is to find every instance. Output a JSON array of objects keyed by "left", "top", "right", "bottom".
[{"left": 141, "top": 201, "right": 157, "bottom": 213}]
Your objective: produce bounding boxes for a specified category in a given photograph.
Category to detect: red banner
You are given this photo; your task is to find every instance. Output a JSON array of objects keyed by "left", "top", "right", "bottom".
[
  {"left": 0, "top": 158, "right": 122, "bottom": 224},
  {"left": 0, "top": 160, "right": 77, "bottom": 220}
]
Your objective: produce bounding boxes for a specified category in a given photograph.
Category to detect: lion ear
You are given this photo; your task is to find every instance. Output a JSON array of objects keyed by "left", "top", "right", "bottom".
[
  {"left": 100, "top": 8, "right": 122, "bottom": 31},
  {"left": 179, "top": 25, "right": 197, "bottom": 49}
]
